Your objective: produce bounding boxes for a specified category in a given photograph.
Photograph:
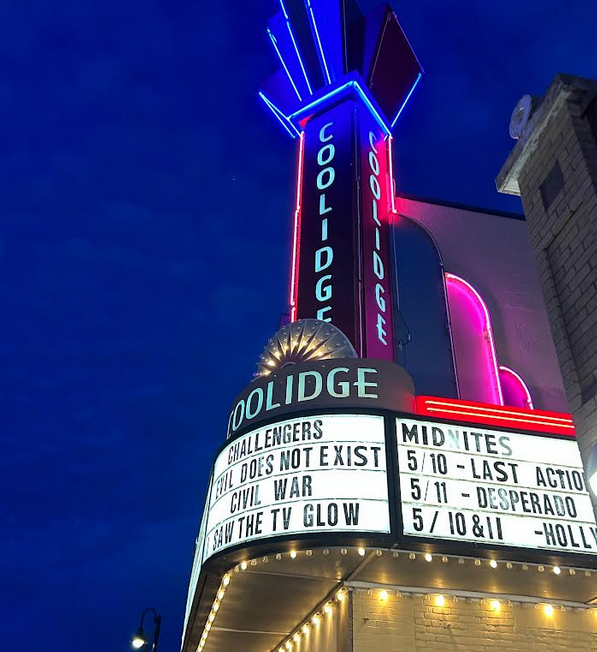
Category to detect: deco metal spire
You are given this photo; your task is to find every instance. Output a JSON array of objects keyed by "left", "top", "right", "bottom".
[{"left": 259, "top": 0, "right": 423, "bottom": 137}]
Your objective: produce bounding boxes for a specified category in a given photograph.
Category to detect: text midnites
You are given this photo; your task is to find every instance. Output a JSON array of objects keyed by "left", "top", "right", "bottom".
[{"left": 400, "top": 421, "right": 512, "bottom": 457}]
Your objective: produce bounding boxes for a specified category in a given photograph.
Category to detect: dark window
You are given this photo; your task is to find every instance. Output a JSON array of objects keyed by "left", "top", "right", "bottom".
[{"left": 540, "top": 161, "right": 565, "bottom": 210}]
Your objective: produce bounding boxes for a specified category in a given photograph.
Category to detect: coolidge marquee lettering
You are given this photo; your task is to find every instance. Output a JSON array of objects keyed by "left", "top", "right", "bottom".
[{"left": 227, "top": 365, "right": 379, "bottom": 437}]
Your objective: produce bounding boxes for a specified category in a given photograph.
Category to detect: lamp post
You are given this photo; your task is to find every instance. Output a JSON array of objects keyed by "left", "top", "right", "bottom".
[{"left": 131, "top": 607, "right": 162, "bottom": 652}]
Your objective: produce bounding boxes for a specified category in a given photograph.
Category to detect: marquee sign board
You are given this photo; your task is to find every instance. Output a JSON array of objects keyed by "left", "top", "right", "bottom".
[
  {"left": 397, "top": 418, "right": 597, "bottom": 554},
  {"left": 203, "top": 413, "right": 389, "bottom": 562}
]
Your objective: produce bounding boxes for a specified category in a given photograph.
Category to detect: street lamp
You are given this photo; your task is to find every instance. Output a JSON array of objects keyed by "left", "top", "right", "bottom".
[{"left": 131, "top": 608, "right": 162, "bottom": 652}]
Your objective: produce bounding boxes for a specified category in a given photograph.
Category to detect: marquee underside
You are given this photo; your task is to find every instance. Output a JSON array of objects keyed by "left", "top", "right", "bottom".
[{"left": 184, "top": 546, "right": 597, "bottom": 652}]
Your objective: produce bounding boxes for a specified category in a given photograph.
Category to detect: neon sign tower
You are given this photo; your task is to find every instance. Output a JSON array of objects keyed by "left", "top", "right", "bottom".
[
  {"left": 180, "top": 7, "right": 597, "bottom": 652},
  {"left": 259, "top": 0, "right": 422, "bottom": 360}
]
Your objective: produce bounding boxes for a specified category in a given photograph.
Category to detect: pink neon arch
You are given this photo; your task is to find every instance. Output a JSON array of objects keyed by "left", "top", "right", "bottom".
[
  {"left": 445, "top": 273, "right": 504, "bottom": 406},
  {"left": 499, "top": 365, "right": 534, "bottom": 410}
]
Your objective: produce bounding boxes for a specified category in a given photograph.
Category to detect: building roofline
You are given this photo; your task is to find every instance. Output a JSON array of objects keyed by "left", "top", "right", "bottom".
[{"left": 396, "top": 191, "right": 525, "bottom": 221}]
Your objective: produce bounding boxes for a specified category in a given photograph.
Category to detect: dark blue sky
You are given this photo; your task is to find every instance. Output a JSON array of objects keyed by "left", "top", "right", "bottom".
[{"left": 2, "top": 1, "right": 596, "bottom": 650}]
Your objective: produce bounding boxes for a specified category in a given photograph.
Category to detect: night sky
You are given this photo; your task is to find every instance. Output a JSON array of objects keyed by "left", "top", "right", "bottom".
[{"left": 2, "top": 1, "right": 597, "bottom": 650}]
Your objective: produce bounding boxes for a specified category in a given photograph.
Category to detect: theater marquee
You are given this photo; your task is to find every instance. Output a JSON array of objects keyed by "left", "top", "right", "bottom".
[
  {"left": 397, "top": 418, "right": 597, "bottom": 554},
  {"left": 204, "top": 413, "right": 389, "bottom": 562},
  {"left": 192, "top": 359, "right": 597, "bottom": 572}
]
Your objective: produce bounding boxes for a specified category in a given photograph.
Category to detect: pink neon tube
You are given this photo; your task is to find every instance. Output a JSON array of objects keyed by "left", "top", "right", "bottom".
[
  {"left": 499, "top": 365, "right": 534, "bottom": 410},
  {"left": 445, "top": 273, "right": 504, "bottom": 406}
]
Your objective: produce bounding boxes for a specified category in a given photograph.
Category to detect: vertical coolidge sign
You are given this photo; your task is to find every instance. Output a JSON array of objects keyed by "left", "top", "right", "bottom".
[
  {"left": 258, "top": 1, "right": 423, "bottom": 363},
  {"left": 297, "top": 98, "right": 396, "bottom": 360}
]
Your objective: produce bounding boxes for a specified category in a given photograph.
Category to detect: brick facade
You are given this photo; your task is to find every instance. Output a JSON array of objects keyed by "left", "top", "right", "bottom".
[
  {"left": 352, "top": 589, "right": 597, "bottom": 652},
  {"left": 497, "top": 75, "right": 597, "bottom": 468}
]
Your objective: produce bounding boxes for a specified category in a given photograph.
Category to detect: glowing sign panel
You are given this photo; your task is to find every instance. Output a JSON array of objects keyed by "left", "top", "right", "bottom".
[
  {"left": 203, "top": 414, "right": 389, "bottom": 561},
  {"left": 297, "top": 99, "right": 359, "bottom": 343},
  {"left": 397, "top": 418, "right": 597, "bottom": 553}
]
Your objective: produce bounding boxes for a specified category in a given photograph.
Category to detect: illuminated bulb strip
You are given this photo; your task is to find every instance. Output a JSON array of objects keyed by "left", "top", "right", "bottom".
[
  {"left": 270, "top": 587, "right": 348, "bottom": 652},
  {"left": 347, "top": 585, "right": 597, "bottom": 619},
  {"left": 289, "top": 133, "right": 305, "bottom": 322},
  {"left": 267, "top": 28, "right": 302, "bottom": 101},
  {"left": 196, "top": 572, "right": 232, "bottom": 652},
  {"left": 445, "top": 273, "right": 504, "bottom": 406}
]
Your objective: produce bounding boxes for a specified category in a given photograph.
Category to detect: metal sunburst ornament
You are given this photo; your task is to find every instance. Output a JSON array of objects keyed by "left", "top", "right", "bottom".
[{"left": 256, "top": 319, "right": 357, "bottom": 378}]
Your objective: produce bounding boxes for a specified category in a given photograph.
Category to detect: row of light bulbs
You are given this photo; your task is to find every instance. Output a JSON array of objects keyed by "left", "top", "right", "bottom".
[
  {"left": 274, "top": 585, "right": 597, "bottom": 652},
  {"left": 195, "top": 546, "right": 596, "bottom": 652},
  {"left": 375, "top": 588, "right": 597, "bottom": 618},
  {"left": 197, "top": 573, "right": 231, "bottom": 652},
  {"left": 274, "top": 588, "right": 346, "bottom": 652}
]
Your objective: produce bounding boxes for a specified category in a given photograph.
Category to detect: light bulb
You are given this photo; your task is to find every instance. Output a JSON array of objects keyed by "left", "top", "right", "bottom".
[
  {"left": 544, "top": 604, "right": 554, "bottom": 617},
  {"left": 435, "top": 595, "right": 445, "bottom": 607},
  {"left": 425, "top": 553, "right": 433, "bottom": 563}
]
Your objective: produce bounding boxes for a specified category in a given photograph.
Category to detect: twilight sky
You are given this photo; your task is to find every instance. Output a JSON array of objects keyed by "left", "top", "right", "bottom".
[{"left": 2, "top": 1, "right": 597, "bottom": 651}]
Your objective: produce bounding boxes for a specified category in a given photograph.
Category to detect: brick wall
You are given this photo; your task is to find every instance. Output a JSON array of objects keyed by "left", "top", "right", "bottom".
[
  {"left": 512, "top": 83, "right": 597, "bottom": 464},
  {"left": 352, "top": 589, "right": 597, "bottom": 652}
]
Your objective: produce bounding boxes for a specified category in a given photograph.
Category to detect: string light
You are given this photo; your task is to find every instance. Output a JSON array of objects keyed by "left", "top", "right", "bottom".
[
  {"left": 553, "top": 566, "right": 561, "bottom": 575},
  {"left": 358, "top": 548, "right": 366, "bottom": 556},
  {"left": 240, "top": 561, "right": 248, "bottom": 570},
  {"left": 544, "top": 604, "right": 555, "bottom": 617},
  {"left": 489, "top": 560, "right": 498, "bottom": 569},
  {"left": 380, "top": 590, "right": 388, "bottom": 601},
  {"left": 196, "top": 571, "right": 233, "bottom": 652},
  {"left": 435, "top": 594, "right": 445, "bottom": 607},
  {"left": 425, "top": 553, "right": 433, "bottom": 562},
  {"left": 336, "top": 590, "right": 345, "bottom": 601},
  {"left": 491, "top": 600, "right": 501, "bottom": 611},
  {"left": 290, "top": 550, "right": 297, "bottom": 559}
]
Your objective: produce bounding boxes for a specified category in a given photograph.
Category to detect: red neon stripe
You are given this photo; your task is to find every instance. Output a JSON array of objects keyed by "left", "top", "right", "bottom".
[
  {"left": 289, "top": 132, "right": 305, "bottom": 322},
  {"left": 416, "top": 396, "right": 575, "bottom": 438},
  {"left": 423, "top": 400, "right": 573, "bottom": 424}
]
